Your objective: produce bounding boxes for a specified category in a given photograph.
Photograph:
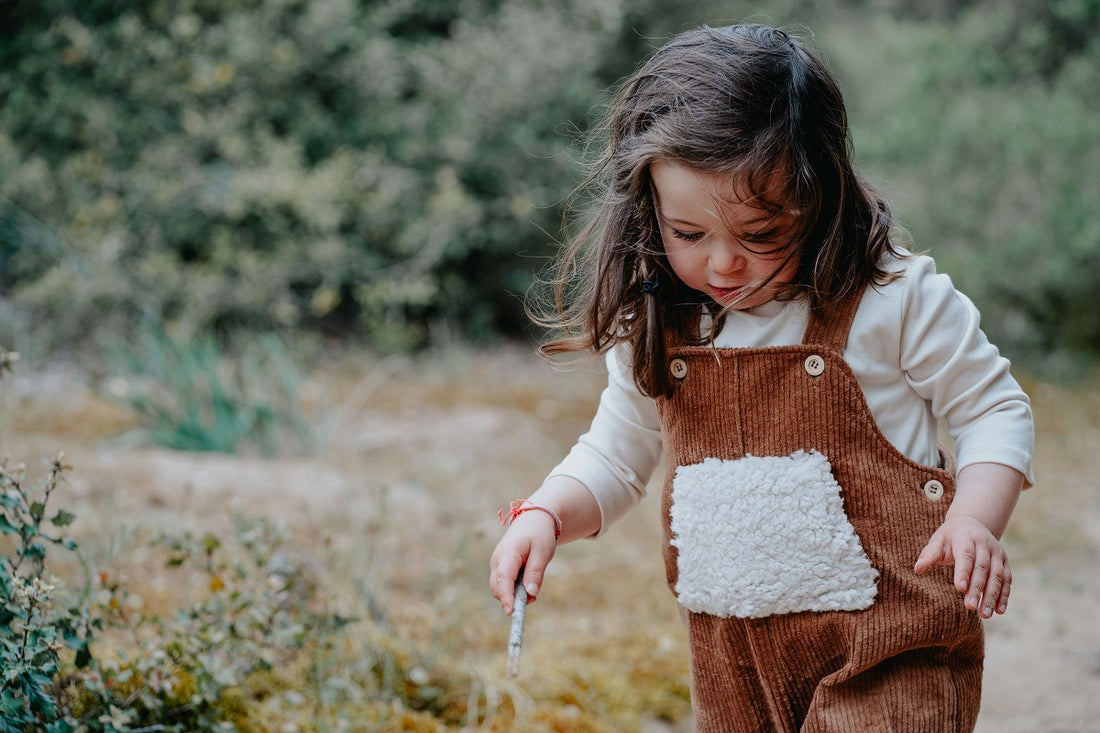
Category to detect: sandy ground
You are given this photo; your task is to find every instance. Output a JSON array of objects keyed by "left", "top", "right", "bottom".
[{"left": 4, "top": 347, "right": 1100, "bottom": 731}]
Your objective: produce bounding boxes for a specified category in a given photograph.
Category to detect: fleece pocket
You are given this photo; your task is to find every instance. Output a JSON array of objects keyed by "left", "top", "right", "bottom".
[{"left": 669, "top": 450, "right": 878, "bottom": 619}]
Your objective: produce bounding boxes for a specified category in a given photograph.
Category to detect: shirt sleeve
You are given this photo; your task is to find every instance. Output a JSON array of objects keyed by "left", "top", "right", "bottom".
[
  {"left": 898, "top": 256, "right": 1035, "bottom": 487},
  {"left": 545, "top": 344, "right": 663, "bottom": 535}
]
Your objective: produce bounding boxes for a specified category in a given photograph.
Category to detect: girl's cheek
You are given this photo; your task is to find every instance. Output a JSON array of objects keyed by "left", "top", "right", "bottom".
[{"left": 773, "top": 253, "right": 801, "bottom": 283}]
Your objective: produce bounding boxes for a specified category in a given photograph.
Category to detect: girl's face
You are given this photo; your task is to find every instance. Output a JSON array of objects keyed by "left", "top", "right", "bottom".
[{"left": 651, "top": 161, "right": 800, "bottom": 310}]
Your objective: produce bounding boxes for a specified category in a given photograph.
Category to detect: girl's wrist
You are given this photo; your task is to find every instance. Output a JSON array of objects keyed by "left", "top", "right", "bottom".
[{"left": 498, "top": 500, "right": 563, "bottom": 542}]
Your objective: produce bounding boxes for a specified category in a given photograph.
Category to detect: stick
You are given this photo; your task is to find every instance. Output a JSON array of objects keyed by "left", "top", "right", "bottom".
[{"left": 507, "top": 572, "right": 528, "bottom": 678}]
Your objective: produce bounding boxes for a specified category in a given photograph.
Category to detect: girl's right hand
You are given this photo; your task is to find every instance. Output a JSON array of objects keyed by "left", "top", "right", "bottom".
[{"left": 489, "top": 510, "right": 559, "bottom": 615}]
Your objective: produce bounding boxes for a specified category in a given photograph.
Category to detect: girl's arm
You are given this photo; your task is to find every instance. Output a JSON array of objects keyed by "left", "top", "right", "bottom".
[
  {"left": 914, "top": 462, "right": 1024, "bottom": 618},
  {"left": 489, "top": 345, "right": 660, "bottom": 615},
  {"left": 489, "top": 475, "right": 602, "bottom": 615}
]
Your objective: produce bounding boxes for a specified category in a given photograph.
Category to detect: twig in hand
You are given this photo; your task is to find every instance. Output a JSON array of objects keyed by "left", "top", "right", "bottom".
[{"left": 507, "top": 576, "right": 528, "bottom": 678}]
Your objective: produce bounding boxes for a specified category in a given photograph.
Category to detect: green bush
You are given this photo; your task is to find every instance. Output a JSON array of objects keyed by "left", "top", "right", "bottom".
[
  {"left": 109, "top": 323, "right": 309, "bottom": 454},
  {"left": 0, "top": 0, "right": 1096, "bottom": 366},
  {"left": 828, "top": 6, "right": 1100, "bottom": 370},
  {"left": 60, "top": 515, "right": 356, "bottom": 732},
  {"left": 0, "top": 452, "right": 357, "bottom": 731},
  {"left": 0, "top": 0, "right": 627, "bottom": 355},
  {"left": 0, "top": 454, "right": 93, "bottom": 733},
  {"left": 0, "top": 353, "right": 350, "bottom": 731},
  {"left": 0, "top": 453, "right": 473, "bottom": 732}
]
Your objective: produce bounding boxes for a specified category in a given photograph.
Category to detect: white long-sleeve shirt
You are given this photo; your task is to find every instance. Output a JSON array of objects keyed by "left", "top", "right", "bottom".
[{"left": 548, "top": 254, "right": 1035, "bottom": 533}]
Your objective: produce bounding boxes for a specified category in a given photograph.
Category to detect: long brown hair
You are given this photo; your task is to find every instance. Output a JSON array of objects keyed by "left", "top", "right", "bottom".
[{"left": 530, "top": 24, "right": 902, "bottom": 398}]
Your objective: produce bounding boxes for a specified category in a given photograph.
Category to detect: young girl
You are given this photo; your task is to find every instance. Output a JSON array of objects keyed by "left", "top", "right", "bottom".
[{"left": 489, "top": 23, "right": 1033, "bottom": 732}]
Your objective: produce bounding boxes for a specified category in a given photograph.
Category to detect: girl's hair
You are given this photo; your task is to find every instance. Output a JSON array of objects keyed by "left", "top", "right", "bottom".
[{"left": 532, "top": 23, "right": 903, "bottom": 398}]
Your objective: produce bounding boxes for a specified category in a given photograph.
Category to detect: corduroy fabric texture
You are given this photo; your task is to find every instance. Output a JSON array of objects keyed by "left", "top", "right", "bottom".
[{"left": 656, "top": 294, "right": 984, "bottom": 732}]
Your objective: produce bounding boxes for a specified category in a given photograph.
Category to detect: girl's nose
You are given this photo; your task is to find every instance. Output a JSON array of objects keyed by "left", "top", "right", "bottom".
[{"left": 709, "top": 243, "right": 745, "bottom": 275}]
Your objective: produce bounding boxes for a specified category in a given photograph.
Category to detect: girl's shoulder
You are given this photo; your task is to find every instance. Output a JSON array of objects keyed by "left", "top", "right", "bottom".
[
  {"left": 854, "top": 250, "right": 984, "bottom": 361},
  {"left": 879, "top": 248, "right": 941, "bottom": 282},
  {"left": 865, "top": 250, "right": 968, "bottom": 312}
]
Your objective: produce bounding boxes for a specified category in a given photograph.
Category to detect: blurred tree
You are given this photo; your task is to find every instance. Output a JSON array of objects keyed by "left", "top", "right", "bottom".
[
  {"left": 0, "top": 0, "right": 627, "bottom": 352},
  {"left": 829, "top": 7, "right": 1099, "bottom": 369},
  {"left": 0, "top": 0, "right": 1096, "bottom": 367},
  {"left": 989, "top": 0, "right": 1100, "bottom": 81}
]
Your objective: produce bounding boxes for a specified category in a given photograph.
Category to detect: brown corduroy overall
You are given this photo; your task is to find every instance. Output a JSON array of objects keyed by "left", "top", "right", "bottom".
[{"left": 656, "top": 294, "right": 984, "bottom": 732}]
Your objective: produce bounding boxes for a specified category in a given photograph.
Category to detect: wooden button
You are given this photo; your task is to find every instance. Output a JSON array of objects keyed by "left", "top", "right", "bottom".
[
  {"left": 670, "top": 358, "right": 688, "bottom": 379},
  {"left": 923, "top": 479, "right": 945, "bottom": 501}
]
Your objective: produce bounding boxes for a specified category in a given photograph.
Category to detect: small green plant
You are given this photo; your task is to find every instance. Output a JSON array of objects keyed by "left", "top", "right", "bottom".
[
  {"left": 0, "top": 453, "right": 96, "bottom": 733},
  {"left": 56, "top": 514, "right": 357, "bottom": 732},
  {"left": 0, "top": 353, "right": 350, "bottom": 731},
  {"left": 110, "top": 323, "right": 309, "bottom": 455}
]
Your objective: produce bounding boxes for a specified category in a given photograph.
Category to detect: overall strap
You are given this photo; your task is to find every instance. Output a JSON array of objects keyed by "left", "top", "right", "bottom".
[{"left": 801, "top": 287, "right": 866, "bottom": 351}]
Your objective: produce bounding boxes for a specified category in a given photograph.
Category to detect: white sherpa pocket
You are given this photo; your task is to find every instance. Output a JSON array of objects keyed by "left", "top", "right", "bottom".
[{"left": 670, "top": 450, "right": 878, "bottom": 618}]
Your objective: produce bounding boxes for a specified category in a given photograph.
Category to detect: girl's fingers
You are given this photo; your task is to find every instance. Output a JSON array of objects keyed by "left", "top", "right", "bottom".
[
  {"left": 995, "top": 567, "right": 1012, "bottom": 614},
  {"left": 922, "top": 519, "right": 1014, "bottom": 617},
  {"left": 490, "top": 551, "right": 524, "bottom": 614},
  {"left": 913, "top": 535, "right": 944, "bottom": 575},
  {"left": 489, "top": 541, "right": 555, "bottom": 615},
  {"left": 963, "top": 545, "right": 991, "bottom": 612},
  {"left": 980, "top": 553, "right": 1010, "bottom": 618},
  {"left": 979, "top": 563, "right": 1001, "bottom": 618},
  {"left": 490, "top": 569, "right": 513, "bottom": 613},
  {"left": 953, "top": 542, "right": 977, "bottom": 595},
  {"left": 520, "top": 542, "right": 556, "bottom": 601}
]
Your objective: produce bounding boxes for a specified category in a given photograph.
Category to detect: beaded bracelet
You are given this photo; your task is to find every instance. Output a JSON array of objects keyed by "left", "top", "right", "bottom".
[{"left": 498, "top": 500, "right": 562, "bottom": 542}]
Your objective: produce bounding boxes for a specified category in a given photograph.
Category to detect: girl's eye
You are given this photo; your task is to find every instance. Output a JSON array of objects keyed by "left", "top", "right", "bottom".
[
  {"left": 671, "top": 228, "right": 704, "bottom": 242},
  {"left": 742, "top": 228, "right": 780, "bottom": 244}
]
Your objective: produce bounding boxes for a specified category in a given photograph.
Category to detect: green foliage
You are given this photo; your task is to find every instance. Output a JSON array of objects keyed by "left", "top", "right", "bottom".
[
  {"left": 0, "top": 455, "right": 356, "bottom": 731},
  {"left": 110, "top": 323, "right": 309, "bottom": 454},
  {"left": 0, "top": 0, "right": 628, "bottom": 354},
  {"left": 829, "top": 7, "right": 1100, "bottom": 370},
  {"left": 0, "top": 348, "right": 347, "bottom": 731},
  {"left": 0, "top": 454, "right": 95, "bottom": 733},
  {"left": 57, "top": 515, "right": 355, "bottom": 732},
  {"left": 0, "top": 0, "right": 1096, "bottom": 365}
]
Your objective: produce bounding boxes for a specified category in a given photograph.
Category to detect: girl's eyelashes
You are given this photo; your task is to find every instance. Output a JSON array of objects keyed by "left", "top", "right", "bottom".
[
  {"left": 741, "top": 228, "right": 781, "bottom": 244},
  {"left": 668, "top": 227, "right": 784, "bottom": 250},
  {"left": 671, "top": 228, "right": 704, "bottom": 242}
]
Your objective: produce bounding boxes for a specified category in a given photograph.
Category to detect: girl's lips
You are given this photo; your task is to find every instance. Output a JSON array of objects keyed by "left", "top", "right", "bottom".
[{"left": 710, "top": 285, "right": 743, "bottom": 302}]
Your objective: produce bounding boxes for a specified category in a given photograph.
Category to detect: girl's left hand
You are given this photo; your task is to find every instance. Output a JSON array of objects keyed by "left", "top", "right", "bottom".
[{"left": 914, "top": 515, "right": 1011, "bottom": 618}]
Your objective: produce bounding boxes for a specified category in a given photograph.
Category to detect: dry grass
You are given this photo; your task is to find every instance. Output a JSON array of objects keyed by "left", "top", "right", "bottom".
[{"left": 2, "top": 345, "right": 1098, "bottom": 731}]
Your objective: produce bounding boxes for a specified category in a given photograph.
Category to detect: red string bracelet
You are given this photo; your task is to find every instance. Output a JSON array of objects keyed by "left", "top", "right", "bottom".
[{"left": 498, "top": 500, "right": 562, "bottom": 542}]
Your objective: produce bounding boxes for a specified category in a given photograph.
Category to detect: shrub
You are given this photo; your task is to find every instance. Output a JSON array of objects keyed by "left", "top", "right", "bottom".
[
  {"left": 0, "top": 457, "right": 357, "bottom": 732},
  {"left": 108, "top": 323, "right": 309, "bottom": 454},
  {"left": 0, "top": 0, "right": 626, "bottom": 355},
  {"left": 0, "top": 453, "right": 95, "bottom": 733},
  {"left": 59, "top": 515, "right": 356, "bottom": 732},
  {"left": 829, "top": 8, "right": 1100, "bottom": 370},
  {"left": 1, "top": 0, "right": 1096, "bottom": 365},
  {"left": 0, "top": 355, "right": 353, "bottom": 731}
]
